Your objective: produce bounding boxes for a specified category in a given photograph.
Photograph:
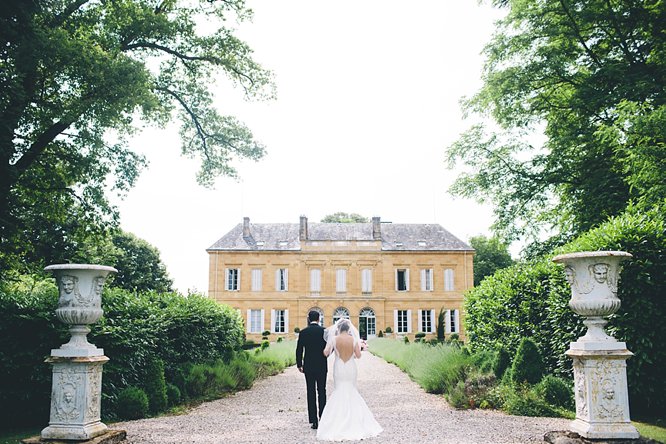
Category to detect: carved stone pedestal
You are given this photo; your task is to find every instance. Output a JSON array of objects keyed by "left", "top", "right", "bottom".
[
  {"left": 567, "top": 349, "right": 638, "bottom": 439},
  {"left": 41, "top": 356, "right": 109, "bottom": 441}
]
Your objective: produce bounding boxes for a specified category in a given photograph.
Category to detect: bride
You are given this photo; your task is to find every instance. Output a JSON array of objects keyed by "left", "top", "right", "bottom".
[{"left": 316, "top": 318, "right": 383, "bottom": 441}]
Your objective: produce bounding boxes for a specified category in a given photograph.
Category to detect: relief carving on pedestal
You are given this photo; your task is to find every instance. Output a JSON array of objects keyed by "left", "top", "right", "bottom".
[
  {"left": 86, "top": 364, "right": 102, "bottom": 419},
  {"left": 573, "top": 358, "right": 588, "bottom": 418},
  {"left": 591, "top": 360, "right": 624, "bottom": 420},
  {"left": 52, "top": 368, "right": 82, "bottom": 422}
]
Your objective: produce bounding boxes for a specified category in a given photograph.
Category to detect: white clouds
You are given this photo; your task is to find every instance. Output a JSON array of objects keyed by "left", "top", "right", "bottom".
[{"left": 114, "top": 0, "right": 505, "bottom": 293}]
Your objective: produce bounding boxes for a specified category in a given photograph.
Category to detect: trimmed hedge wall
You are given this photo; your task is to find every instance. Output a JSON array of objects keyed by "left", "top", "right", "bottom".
[
  {"left": 0, "top": 282, "right": 244, "bottom": 427},
  {"left": 464, "top": 207, "right": 666, "bottom": 413}
]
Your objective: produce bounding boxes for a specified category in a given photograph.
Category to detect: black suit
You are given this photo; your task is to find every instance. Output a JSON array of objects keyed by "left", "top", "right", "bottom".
[{"left": 296, "top": 322, "right": 328, "bottom": 424}]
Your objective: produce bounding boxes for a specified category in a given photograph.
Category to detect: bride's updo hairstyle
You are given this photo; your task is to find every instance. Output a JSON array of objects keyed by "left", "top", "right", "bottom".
[{"left": 339, "top": 320, "right": 350, "bottom": 334}]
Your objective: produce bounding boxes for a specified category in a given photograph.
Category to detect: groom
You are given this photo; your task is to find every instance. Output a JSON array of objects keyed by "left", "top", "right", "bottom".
[{"left": 296, "top": 310, "right": 327, "bottom": 429}]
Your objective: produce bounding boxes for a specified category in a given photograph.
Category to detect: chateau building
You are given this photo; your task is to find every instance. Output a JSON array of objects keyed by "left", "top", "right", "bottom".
[{"left": 207, "top": 216, "right": 474, "bottom": 341}]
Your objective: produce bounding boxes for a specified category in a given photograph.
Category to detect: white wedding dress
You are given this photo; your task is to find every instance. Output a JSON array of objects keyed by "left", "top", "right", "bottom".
[{"left": 316, "top": 330, "right": 383, "bottom": 441}]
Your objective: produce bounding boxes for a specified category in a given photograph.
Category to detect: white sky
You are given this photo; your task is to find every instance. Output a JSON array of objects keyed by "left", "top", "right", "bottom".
[{"left": 114, "top": 0, "right": 507, "bottom": 294}]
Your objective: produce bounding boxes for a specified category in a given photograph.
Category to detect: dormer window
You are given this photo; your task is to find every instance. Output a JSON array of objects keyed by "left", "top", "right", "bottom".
[
  {"left": 278, "top": 241, "right": 288, "bottom": 247},
  {"left": 256, "top": 241, "right": 265, "bottom": 247},
  {"left": 418, "top": 241, "right": 426, "bottom": 247},
  {"left": 395, "top": 242, "right": 403, "bottom": 247}
]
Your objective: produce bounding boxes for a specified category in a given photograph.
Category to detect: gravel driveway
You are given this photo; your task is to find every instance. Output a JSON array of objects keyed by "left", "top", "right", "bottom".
[{"left": 114, "top": 351, "right": 569, "bottom": 443}]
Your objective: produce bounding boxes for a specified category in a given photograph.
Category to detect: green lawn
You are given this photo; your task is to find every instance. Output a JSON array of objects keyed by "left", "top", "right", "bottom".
[
  {"left": 634, "top": 418, "right": 666, "bottom": 443},
  {"left": 0, "top": 428, "right": 40, "bottom": 444}
]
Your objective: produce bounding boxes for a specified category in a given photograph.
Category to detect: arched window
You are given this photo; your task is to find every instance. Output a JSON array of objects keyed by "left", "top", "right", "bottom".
[
  {"left": 332, "top": 307, "right": 350, "bottom": 324},
  {"left": 359, "top": 307, "right": 376, "bottom": 338}
]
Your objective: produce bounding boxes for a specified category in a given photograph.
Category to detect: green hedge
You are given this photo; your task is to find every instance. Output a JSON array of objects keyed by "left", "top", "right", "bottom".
[
  {"left": 464, "top": 207, "right": 666, "bottom": 413},
  {"left": 0, "top": 282, "right": 244, "bottom": 426}
]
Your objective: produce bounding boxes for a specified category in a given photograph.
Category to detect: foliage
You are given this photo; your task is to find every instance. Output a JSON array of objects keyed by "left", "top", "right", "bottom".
[
  {"left": 510, "top": 338, "right": 545, "bottom": 385},
  {"left": 384, "top": 326, "right": 392, "bottom": 334},
  {"left": 437, "top": 308, "right": 446, "bottom": 342},
  {"left": 469, "top": 235, "right": 514, "bottom": 286},
  {"left": 377, "top": 330, "right": 383, "bottom": 338},
  {"left": 446, "top": 0, "right": 666, "bottom": 245},
  {"left": 165, "top": 383, "right": 181, "bottom": 408},
  {"left": 294, "top": 327, "right": 300, "bottom": 334},
  {"left": 464, "top": 206, "right": 666, "bottom": 413},
  {"left": 320, "top": 212, "right": 369, "bottom": 223},
  {"left": 116, "top": 387, "right": 149, "bottom": 420},
  {"left": 0, "top": 283, "right": 244, "bottom": 425},
  {"left": 493, "top": 347, "right": 511, "bottom": 379},
  {"left": 142, "top": 358, "right": 168, "bottom": 414},
  {"left": 535, "top": 375, "right": 574, "bottom": 410},
  {"left": 0, "top": 0, "right": 273, "bottom": 276},
  {"left": 108, "top": 231, "right": 173, "bottom": 293},
  {"left": 503, "top": 386, "right": 560, "bottom": 418}
]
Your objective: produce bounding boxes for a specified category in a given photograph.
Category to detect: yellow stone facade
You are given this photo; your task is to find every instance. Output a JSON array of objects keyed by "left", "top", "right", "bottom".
[{"left": 208, "top": 224, "right": 473, "bottom": 342}]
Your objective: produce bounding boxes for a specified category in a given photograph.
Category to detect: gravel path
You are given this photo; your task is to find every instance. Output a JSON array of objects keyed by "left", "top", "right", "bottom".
[{"left": 114, "top": 352, "right": 569, "bottom": 443}]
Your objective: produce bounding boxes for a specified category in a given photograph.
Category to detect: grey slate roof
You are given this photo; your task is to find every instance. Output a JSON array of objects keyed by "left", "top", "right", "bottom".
[{"left": 207, "top": 221, "right": 473, "bottom": 252}]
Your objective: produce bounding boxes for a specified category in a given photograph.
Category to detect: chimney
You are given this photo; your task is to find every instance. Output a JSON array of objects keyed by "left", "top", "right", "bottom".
[
  {"left": 242, "top": 217, "right": 251, "bottom": 238},
  {"left": 299, "top": 215, "right": 308, "bottom": 241},
  {"left": 372, "top": 216, "right": 381, "bottom": 240}
]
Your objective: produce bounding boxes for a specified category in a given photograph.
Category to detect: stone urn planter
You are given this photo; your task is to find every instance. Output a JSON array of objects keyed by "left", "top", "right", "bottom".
[
  {"left": 552, "top": 251, "right": 638, "bottom": 440},
  {"left": 45, "top": 264, "right": 117, "bottom": 357},
  {"left": 40, "top": 264, "right": 117, "bottom": 441}
]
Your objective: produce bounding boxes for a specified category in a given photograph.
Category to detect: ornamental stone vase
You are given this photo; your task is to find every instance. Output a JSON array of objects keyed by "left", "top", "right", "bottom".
[
  {"left": 41, "top": 264, "right": 117, "bottom": 441},
  {"left": 552, "top": 251, "right": 639, "bottom": 440}
]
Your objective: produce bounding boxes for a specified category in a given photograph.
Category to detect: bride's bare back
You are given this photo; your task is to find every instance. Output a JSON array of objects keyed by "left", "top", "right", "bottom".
[{"left": 334, "top": 334, "right": 361, "bottom": 363}]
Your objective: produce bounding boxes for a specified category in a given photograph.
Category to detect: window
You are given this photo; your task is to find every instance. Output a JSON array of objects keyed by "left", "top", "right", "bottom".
[
  {"left": 418, "top": 241, "right": 427, "bottom": 247},
  {"left": 247, "top": 309, "right": 263, "bottom": 334},
  {"left": 251, "top": 269, "right": 262, "bottom": 292},
  {"left": 360, "top": 307, "right": 376, "bottom": 337},
  {"left": 271, "top": 309, "right": 288, "bottom": 333},
  {"left": 275, "top": 268, "right": 288, "bottom": 291},
  {"left": 310, "top": 269, "right": 321, "bottom": 294},
  {"left": 361, "top": 269, "right": 372, "bottom": 294},
  {"left": 225, "top": 268, "right": 239, "bottom": 291},
  {"left": 420, "top": 269, "right": 433, "bottom": 291},
  {"left": 396, "top": 269, "right": 410, "bottom": 291},
  {"left": 333, "top": 307, "right": 350, "bottom": 324},
  {"left": 336, "top": 269, "right": 347, "bottom": 293},
  {"left": 395, "top": 309, "right": 411, "bottom": 334},
  {"left": 419, "top": 309, "right": 435, "bottom": 333},
  {"left": 444, "top": 268, "right": 455, "bottom": 291},
  {"left": 445, "top": 309, "right": 460, "bottom": 334}
]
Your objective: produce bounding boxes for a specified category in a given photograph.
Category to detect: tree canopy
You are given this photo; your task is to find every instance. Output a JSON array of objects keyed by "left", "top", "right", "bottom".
[
  {"left": 446, "top": 0, "right": 666, "bottom": 248},
  {"left": 0, "top": 0, "right": 273, "bottom": 275},
  {"left": 469, "top": 235, "right": 514, "bottom": 286},
  {"left": 109, "top": 231, "right": 173, "bottom": 293},
  {"left": 321, "top": 212, "right": 369, "bottom": 223}
]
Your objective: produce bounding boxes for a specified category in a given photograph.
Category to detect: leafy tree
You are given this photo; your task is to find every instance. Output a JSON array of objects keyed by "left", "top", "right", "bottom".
[
  {"left": 469, "top": 235, "right": 514, "bottom": 286},
  {"left": 109, "top": 230, "right": 173, "bottom": 293},
  {"left": 446, "top": 0, "right": 666, "bottom": 246},
  {"left": 321, "top": 212, "right": 369, "bottom": 223},
  {"left": 0, "top": 0, "right": 273, "bottom": 275}
]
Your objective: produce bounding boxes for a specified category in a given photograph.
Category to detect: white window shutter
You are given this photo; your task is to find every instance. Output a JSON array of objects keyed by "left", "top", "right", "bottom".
[
  {"left": 406, "top": 269, "right": 410, "bottom": 291},
  {"left": 270, "top": 309, "right": 276, "bottom": 333},
  {"left": 284, "top": 269, "right": 289, "bottom": 291},
  {"left": 428, "top": 269, "right": 434, "bottom": 290},
  {"left": 454, "top": 309, "right": 460, "bottom": 333},
  {"left": 246, "top": 309, "right": 252, "bottom": 333},
  {"left": 445, "top": 310, "right": 451, "bottom": 333},
  {"left": 407, "top": 309, "right": 412, "bottom": 333},
  {"left": 420, "top": 270, "right": 426, "bottom": 291},
  {"left": 237, "top": 269, "right": 241, "bottom": 291},
  {"left": 284, "top": 309, "right": 289, "bottom": 333},
  {"left": 393, "top": 310, "right": 398, "bottom": 333},
  {"left": 260, "top": 309, "right": 265, "bottom": 333},
  {"left": 394, "top": 269, "right": 398, "bottom": 291},
  {"left": 417, "top": 309, "right": 422, "bottom": 332},
  {"left": 275, "top": 270, "right": 280, "bottom": 291},
  {"left": 225, "top": 269, "right": 230, "bottom": 291},
  {"left": 430, "top": 310, "right": 436, "bottom": 333}
]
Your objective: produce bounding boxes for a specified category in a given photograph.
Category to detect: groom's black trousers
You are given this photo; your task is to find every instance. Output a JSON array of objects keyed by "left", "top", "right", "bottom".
[{"left": 305, "top": 370, "right": 326, "bottom": 423}]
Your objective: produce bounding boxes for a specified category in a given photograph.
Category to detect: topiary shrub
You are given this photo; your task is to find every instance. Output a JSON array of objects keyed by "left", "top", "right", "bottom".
[
  {"left": 510, "top": 338, "right": 545, "bottom": 385},
  {"left": 493, "top": 347, "right": 511, "bottom": 379},
  {"left": 535, "top": 375, "right": 574, "bottom": 410},
  {"left": 294, "top": 327, "right": 300, "bottom": 334},
  {"left": 166, "top": 383, "right": 181, "bottom": 407},
  {"left": 261, "top": 340, "right": 269, "bottom": 350},
  {"left": 415, "top": 332, "right": 426, "bottom": 343},
  {"left": 116, "top": 386, "right": 149, "bottom": 420},
  {"left": 143, "top": 358, "right": 167, "bottom": 414},
  {"left": 377, "top": 330, "right": 384, "bottom": 338},
  {"left": 384, "top": 326, "right": 392, "bottom": 334},
  {"left": 262, "top": 330, "right": 270, "bottom": 337},
  {"left": 403, "top": 336, "right": 409, "bottom": 344},
  {"left": 276, "top": 336, "right": 283, "bottom": 343}
]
